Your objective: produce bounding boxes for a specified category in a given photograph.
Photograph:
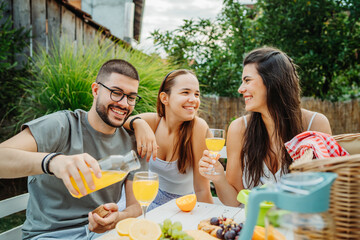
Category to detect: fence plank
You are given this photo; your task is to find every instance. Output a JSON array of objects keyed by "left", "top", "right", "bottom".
[
  {"left": 61, "top": 5, "right": 75, "bottom": 43},
  {"left": 31, "top": 0, "right": 46, "bottom": 55},
  {"left": 12, "top": 0, "right": 30, "bottom": 65},
  {"left": 0, "top": 0, "right": 12, "bottom": 26},
  {"left": 75, "top": 16, "right": 83, "bottom": 53},
  {"left": 47, "top": 0, "right": 61, "bottom": 53},
  {"left": 83, "top": 21, "right": 96, "bottom": 47},
  {"left": 12, "top": 0, "right": 30, "bottom": 33}
]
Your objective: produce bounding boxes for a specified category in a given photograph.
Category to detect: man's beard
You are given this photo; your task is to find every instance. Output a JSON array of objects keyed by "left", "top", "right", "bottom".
[{"left": 96, "top": 102, "right": 131, "bottom": 128}]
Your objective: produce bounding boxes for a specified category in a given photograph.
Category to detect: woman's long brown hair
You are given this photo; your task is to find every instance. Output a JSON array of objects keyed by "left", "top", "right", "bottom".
[
  {"left": 157, "top": 69, "right": 197, "bottom": 174},
  {"left": 240, "top": 47, "right": 304, "bottom": 187}
]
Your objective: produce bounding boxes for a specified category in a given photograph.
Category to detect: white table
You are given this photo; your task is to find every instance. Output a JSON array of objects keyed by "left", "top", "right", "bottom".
[{"left": 97, "top": 200, "right": 245, "bottom": 240}]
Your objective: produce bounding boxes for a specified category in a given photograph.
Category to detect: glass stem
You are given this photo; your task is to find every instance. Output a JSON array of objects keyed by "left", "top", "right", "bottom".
[{"left": 141, "top": 205, "right": 148, "bottom": 218}]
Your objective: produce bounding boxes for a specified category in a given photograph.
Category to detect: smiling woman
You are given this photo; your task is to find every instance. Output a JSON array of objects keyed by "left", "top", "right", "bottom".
[
  {"left": 198, "top": 47, "right": 332, "bottom": 207},
  {"left": 123, "top": 69, "right": 214, "bottom": 210},
  {"left": 239, "top": 63, "right": 268, "bottom": 113}
]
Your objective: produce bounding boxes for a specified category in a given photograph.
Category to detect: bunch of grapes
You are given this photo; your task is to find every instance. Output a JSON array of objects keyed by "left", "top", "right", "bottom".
[
  {"left": 209, "top": 217, "right": 243, "bottom": 240},
  {"left": 159, "top": 219, "right": 194, "bottom": 240}
]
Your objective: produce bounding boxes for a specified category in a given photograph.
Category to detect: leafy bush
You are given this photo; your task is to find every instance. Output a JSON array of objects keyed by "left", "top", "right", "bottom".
[
  {"left": 151, "top": 0, "right": 360, "bottom": 100},
  {"left": 151, "top": 3, "right": 257, "bottom": 97},
  {"left": 0, "top": 1, "right": 31, "bottom": 142},
  {"left": 12, "top": 36, "right": 176, "bottom": 131},
  {"left": 255, "top": 0, "right": 360, "bottom": 100}
]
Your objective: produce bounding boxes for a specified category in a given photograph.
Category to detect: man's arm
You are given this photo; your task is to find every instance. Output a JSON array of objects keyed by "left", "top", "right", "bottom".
[
  {"left": 88, "top": 179, "right": 142, "bottom": 233},
  {"left": 0, "top": 127, "right": 102, "bottom": 197},
  {"left": 0, "top": 128, "right": 45, "bottom": 177}
]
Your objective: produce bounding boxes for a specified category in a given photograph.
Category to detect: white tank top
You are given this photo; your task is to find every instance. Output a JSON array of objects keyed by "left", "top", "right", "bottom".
[
  {"left": 149, "top": 118, "right": 194, "bottom": 195},
  {"left": 149, "top": 157, "right": 194, "bottom": 195},
  {"left": 241, "top": 113, "right": 317, "bottom": 189}
]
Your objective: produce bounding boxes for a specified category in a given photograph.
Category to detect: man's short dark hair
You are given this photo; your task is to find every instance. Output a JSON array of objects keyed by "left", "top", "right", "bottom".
[{"left": 96, "top": 59, "right": 139, "bottom": 82}]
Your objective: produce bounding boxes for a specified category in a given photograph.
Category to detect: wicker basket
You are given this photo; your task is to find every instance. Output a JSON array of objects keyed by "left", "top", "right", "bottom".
[{"left": 290, "top": 133, "right": 360, "bottom": 240}]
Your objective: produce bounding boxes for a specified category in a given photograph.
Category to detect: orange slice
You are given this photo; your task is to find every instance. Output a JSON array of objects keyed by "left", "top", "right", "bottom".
[
  {"left": 115, "top": 218, "right": 137, "bottom": 236},
  {"left": 252, "top": 226, "right": 285, "bottom": 240},
  {"left": 128, "top": 219, "right": 161, "bottom": 240},
  {"left": 252, "top": 226, "right": 265, "bottom": 240},
  {"left": 176, "top": 194, "right": 197, "bottom": 212},
  {"left": 267, "top": 226, "right": 286, "bottom": 240}
]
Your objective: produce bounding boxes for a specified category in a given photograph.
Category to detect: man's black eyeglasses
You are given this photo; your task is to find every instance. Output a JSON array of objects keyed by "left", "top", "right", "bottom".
[{"left": 98, "top": 82, "right": 141, "bottom": 106}]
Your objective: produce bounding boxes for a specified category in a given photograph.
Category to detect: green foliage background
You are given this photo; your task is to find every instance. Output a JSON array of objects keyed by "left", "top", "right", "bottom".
[
  {"left": 0, "top": 1, "right": 30, "bottom": 141},
  {"left": 12, "top": 37, "right": 175, "bottom": 132},
  {"left": 151, "top": 0, "right": 360, "bottom": 100}
]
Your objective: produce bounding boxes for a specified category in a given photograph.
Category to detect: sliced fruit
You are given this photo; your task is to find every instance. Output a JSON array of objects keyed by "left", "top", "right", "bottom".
[
  {"left": 267, "top": 226, "right": 286, "bottom": 240},
  {"left": 252, "top": 226, "right": 265, "bottom": 240},
  {"left": 252, "top": 225, "right": 286, "bottom": 240},
  {"left": 128, "top": 219, "right": 161, "bottom": 240},
  {"left": 115, "top": 218, "right": 137, "bottom": 236},
  {"left": 176, "top": 194, "right": 197, "bottom": 212}
]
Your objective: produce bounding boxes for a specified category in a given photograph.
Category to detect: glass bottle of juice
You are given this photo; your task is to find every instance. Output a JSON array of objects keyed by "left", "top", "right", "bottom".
[{"left": 70, "top": 150, "right": 141, "bottom": 198}]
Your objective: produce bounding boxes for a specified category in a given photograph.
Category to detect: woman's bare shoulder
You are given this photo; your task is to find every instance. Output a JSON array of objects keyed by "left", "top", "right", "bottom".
[
  {"left": 138, "top": 112, "right": 160, "bottom": 131},
  {"left": 228, "top": 114, "right": 249, "bottom": 135},
  {"left": 193, "top": 117, "right": 209, "bottom": 136},
  {"left": 194, "top": 116, "right": 209, "bottom": 128},
  {"left": 301, "top": 109, "right": 332, "bottom": 135}
]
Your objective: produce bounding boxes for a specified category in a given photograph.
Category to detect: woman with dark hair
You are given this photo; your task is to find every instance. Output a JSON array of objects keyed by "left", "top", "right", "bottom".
[
  {"left": 199, "top": 47, "right": 332, "bottom": 206},
  {"left": 124, "top": 69, "right": 213, "bottom": 210}
]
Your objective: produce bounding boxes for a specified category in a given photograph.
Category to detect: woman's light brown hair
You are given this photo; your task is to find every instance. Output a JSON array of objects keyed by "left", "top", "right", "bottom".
[{"left": 157, "top": 69, "right": 197, "bottom": 174}]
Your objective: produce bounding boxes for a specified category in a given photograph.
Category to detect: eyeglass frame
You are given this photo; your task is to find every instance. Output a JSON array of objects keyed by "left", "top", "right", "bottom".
[{"left": 97, "top": 82, "right": 141, "bottom": 106}]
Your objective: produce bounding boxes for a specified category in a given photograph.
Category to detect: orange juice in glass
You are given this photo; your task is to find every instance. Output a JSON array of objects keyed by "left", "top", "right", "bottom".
[
  {"left": 70, "top": 150, "right": 140, "bottom": 198},
  {"left": 205, "top": 128, "right": 225, "bottom": 175},
  {"left": 133, "top": 171, "right": 159, "bottom": 218}
]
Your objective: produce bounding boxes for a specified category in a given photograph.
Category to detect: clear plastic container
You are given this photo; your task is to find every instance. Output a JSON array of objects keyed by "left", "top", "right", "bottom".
[{"left": 265, "top": 173, "right": 335, "bottom": 240}]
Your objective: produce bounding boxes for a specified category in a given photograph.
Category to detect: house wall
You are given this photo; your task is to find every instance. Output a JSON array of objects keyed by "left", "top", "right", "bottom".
[
  {"left": 82, "top": 0, "right": 134, "bottom": 43},
  {"left": 3, "top": 0, "right": 129, "bottom": 66}
]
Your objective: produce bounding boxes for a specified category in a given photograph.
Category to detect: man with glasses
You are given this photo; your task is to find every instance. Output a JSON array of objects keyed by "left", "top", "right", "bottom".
[{"left": 0, "top": 59, "right": 146, "bottom": 239}]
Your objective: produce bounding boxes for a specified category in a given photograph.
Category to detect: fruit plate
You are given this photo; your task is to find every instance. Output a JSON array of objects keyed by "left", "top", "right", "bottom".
[
  {"left": 145, "top": 199, "right": 245, "bottom": 232},
  {"left": 95, "top": 199, "right": 246, "bottom": 240}
]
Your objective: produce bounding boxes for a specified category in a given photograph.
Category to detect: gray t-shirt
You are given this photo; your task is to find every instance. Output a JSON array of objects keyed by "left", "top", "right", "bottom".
[{"left": 21, "top": 109, "right": 146, "bottom": 239}]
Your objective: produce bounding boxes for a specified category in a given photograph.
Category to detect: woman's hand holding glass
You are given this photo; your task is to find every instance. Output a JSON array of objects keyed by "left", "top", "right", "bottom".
[
  {"left": 204, "top": 128, "right": 225, "bottom": 175},
  {"left": 199, "top": 150, "right": 225, "bottom": 180}
]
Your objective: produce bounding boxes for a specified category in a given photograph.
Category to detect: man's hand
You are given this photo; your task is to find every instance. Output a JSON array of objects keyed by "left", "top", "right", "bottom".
[
  {"left": 49, "top": 153, "right": 101, "bottom": 197},
  {"left": 88, "top": 203, "right": 120, "bottom": 233}
]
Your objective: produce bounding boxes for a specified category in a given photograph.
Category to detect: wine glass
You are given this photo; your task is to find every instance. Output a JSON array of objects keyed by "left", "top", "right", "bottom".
[
  {"left": 132, "top": 171, "right": 159, "bottom": 218},
  {"left": 205, "top": 128, "right": 225, "bottom": 175}
]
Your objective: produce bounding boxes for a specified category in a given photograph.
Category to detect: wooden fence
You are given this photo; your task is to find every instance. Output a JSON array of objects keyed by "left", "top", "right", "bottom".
[
  {"left": 2, "top": 0, "right": 125, "bottom": 65},
  {"left": 199, "top": 96, "right": 360, "bottom": 135}
]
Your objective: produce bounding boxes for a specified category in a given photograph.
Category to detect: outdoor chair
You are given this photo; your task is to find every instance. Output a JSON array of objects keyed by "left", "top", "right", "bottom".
[{"left": 0, "top": 193, "right": 29, "bottom": 240}]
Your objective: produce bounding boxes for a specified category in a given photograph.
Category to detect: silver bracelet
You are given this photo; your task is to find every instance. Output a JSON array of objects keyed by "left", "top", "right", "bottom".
[{"left": 42, "top": 152, "right": 63, "bottom": 175}]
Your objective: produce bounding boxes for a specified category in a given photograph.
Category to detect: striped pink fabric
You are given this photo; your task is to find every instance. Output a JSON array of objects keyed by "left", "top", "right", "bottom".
[{"left": 285, "top": 131, "right": 349, "bottom": 161}]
